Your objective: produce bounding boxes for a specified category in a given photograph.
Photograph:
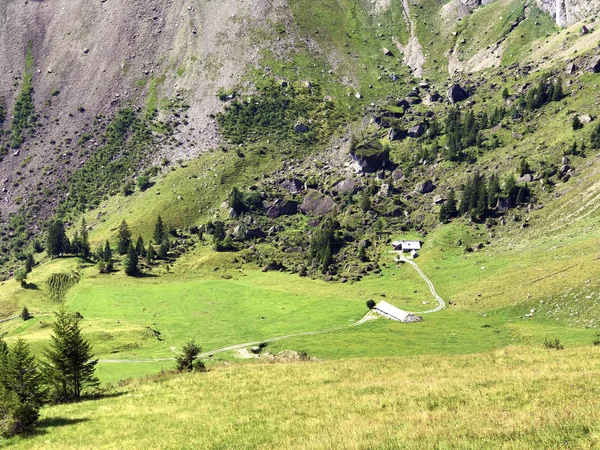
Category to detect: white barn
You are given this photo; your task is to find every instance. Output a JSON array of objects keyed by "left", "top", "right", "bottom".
[
  {"left": 391, "top": 240, "right": 422, "bottom": 252},
  {"left": 374, "top": 301, "right": 422, "bottom": 323}
]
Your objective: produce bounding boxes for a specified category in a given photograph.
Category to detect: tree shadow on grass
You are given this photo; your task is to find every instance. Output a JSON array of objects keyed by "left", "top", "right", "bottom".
[
  {"left": 23, "top": 282, "right": 39, "bottom": 290},
  {"left": 131, "top": 272, "right": 158, "bottom": 279},
  {"left": 24, "top": 417, "right": 91, "bottom": 438}
]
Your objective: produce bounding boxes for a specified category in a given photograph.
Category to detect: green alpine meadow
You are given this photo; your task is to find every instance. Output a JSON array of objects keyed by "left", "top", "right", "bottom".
[{"left": 1, "top": 0, "right": 600, "bottom": 447}]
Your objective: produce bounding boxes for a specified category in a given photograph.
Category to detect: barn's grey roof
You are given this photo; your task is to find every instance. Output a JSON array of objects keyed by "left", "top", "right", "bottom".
[{"left": 374, "top": 301, "right": 411, "bottom": 322}]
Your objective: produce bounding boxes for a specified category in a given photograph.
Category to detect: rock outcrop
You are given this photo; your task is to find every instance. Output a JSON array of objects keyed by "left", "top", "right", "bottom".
[{"left": 536, "top": 0, "right": 600, "bottom": 27}]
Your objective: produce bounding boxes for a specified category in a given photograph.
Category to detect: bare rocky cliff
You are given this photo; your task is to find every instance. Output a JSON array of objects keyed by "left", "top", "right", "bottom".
[
  {"left": 0, "top": 0, "right": 290, "bottom": 217},
  {"left": 536, "top": 0, "right": 600, "bottom": 26}
]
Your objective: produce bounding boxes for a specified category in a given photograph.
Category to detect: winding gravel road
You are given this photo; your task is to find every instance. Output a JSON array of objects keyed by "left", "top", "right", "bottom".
[
  {"left": 392, "top": 252, "right": 446, "bottom": 314},
  {"left": 98, "top": 252, "right": 446, "bottom": 364}
]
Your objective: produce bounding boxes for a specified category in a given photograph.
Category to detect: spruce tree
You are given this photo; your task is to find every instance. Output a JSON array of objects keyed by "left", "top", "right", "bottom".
[
  {"left": 24, "top": 253, "right": 34, "bottom": 274},
  {"left": 228, "top": 187, "right": 246, "bottom": 215},
  {"left": 46, "top": 220, "right": 68, "bottom": 258},
  {"left": 591, "top": 123, "right": 600, "bottom": 149},
  {"left": 519, "top": 158, "right": 531, "bottom": 176},
  {"left": 123, "top": 244, "right": 139, "bottom": 276},
  {"left": 117, "top": 220, "right": 132, "bottom": 255},
  {"left": 80, "top": 218, "right": 90, "bottom": 258},
  {"left": 71, "top": 230, "right": 82, "bottom": 256},
  {"left": 135, "top": 236, "right": 146, "bottom": 258},
  {"left": 0, "top": 339, "right": 43, "bottom": 436},
  {"left": 487, "top": 173, "right": 501, "bottom": 209},
  {"left": 20, "top": 306, "right": 31, "bottom": 321},
  {"left": 44, "top": 308, "right": 98, "bottom": 403},
  {"left": 147, "top": 242, "right": 156, "bottom": 261},
  {"left": 158, "top": 239, "right": 170, "bottom": 259},
  {"left": 552, "top": 77, "right": 564, "bottom": 101},
  {"left": 153, "top": 216, "right": 166, "bottom": 244}
]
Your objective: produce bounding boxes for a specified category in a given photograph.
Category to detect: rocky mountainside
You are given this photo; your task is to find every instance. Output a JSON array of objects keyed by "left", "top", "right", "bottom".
[
  {"left": 0, "top": 0, "right": 290, "bottom": 216},
  {"left": 536, "top": 0, "right": 600, "bottom": 26},
  {"left": 1, "top": 0, "right": 600, "bottom": 275}
]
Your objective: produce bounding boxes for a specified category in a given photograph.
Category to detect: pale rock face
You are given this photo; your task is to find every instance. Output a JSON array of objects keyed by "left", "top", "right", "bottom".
[{"left": 536, "top": 0, "right": 600, "bottom": 26}]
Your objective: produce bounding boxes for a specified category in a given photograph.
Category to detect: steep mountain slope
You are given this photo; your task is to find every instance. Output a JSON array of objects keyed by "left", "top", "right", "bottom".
[
  {"left": 537, "top": 0, "right": 600, "bottom": 26},
  {"left": 0, "top": 0, "right": 294, "bottom": 216}
]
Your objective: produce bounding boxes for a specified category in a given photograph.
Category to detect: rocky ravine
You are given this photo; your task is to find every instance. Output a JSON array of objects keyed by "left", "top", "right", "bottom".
[
  {"left": 536, "top": 0, "right": 600, "bottom": 26},
  {"left": 0, "top": 0, "right": 291, "bottom": 217}
]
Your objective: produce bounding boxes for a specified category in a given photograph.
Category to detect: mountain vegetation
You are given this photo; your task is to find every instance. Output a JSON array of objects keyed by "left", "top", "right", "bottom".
[{"left": 1, "top": 0, "right": 600, "bottom": 446}]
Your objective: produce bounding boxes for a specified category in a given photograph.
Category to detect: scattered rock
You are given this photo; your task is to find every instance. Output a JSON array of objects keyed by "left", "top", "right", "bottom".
[
  {"left": 280, "top": 179, "right": 304, "bottom": 194},
  {"left": 415, "top": 180, "right": 435, "bottom": 194},
  {"left": 267, "top": 199, "right": 298, "bottom": 218},
  {"left": 447, "top": 83, "right": 469, "bottom": 103},
  {"left": 432, "top": 195, "right": 446, "bottom": 205},
  {"left": 517, "top": 173, "right": 533, "bottom": 183},
  {"left": 408, "top": 123, "right": 426, "bottom": 138},
  {"left": 332, "top": 178, "right": 359, "bottom": 195},
  {"left": 294, "top": 122, "right": 309, "bottom": 133},
  {"left": 300, "top": 189, "right": 339, "bottom": 216}
]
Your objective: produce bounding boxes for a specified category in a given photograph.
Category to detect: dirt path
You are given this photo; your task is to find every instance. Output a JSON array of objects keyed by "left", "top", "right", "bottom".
[
  {"left": 100, "top": 253, "right": 445, "bottom": 365},
  {"left": 98, "top": 311, "right": 377, "bottom": 363},
  {"left": 391, "top": 251, "right": 446, "bottom": 314}
]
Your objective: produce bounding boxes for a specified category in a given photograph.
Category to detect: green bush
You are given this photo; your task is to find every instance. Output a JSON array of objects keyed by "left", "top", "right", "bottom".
[{"left": 543, "top": 338, "right": 564, "bottom": 350}]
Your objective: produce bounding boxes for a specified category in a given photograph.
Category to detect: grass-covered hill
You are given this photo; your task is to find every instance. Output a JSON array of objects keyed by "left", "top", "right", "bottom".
[
  {"left": 6, "top": 347, "right": 600, "bottom": 449},
  {"left": 2, "top": 0, "right": 600, "bottom": 447}
]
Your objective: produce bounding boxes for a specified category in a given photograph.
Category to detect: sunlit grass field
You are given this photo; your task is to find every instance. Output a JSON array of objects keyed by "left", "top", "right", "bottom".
[{"left": 6, "top": 346, "right": 600, "bottom": 449}]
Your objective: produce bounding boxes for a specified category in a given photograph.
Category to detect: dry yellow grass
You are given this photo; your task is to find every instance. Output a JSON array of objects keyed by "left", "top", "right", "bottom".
[{"left": 8, "top": 346, "right": 600, "bottom": 449}]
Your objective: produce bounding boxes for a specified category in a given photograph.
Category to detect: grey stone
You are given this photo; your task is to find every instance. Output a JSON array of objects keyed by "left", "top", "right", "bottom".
[{"left": 447, "top": 83, "right": 470, "bottom": 103}]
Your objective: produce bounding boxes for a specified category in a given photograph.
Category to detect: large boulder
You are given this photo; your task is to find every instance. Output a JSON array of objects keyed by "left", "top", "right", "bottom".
[
  {"left": 408, "top": 123, "right": 426, "bottom": 139},
  {"left": 267, "top": 199, "right": 298, "bottom": 218},
  {"left": 300, "top": 190, "right": 339, "bottom": 216},
  {"left": 332, "top": 178, "right": 359, "bottom": 195},
  {"left": 590, "top": 58, "right": 600, "bottom": 73},
  {"left": 388, "top": 128, "right": 406, "bottom": 141},
  {"left": 350, "top": 141, "right": 394, "bottom": 173},
  {"left": 415, "top": 180, "right": 435, "bottom": 194},
  {"left": 294, "top": 122, "right": 309, "bottom": 133},
  {"left": 447, "top": 83, "right": 470, "bottom": 103},
  {"left": 392, "top": 169, "right": 403, "bottom": 181},
  {"left": 280, "top": 179, "right": 304, "bottom": 194},
  {"left": 517, "top": 174, "right": 533, "bottom": 183}
]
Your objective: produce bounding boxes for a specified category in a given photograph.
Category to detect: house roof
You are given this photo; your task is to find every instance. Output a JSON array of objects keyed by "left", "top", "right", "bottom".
[
  {"left": 374, "top": 301, "right": 412, "bottom": 322},
  {"left": 392, "top": 240, "right": 421, "bottom": 250}
]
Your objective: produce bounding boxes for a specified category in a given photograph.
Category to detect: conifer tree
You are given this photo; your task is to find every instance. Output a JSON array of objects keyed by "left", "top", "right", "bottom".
[
  {"left": 123, "top": 244, "right": 139, "bottom": 276},
  {"left": 153, "top": 216, "right": 166, "bottom": 244},
  {"left": 117, "top": 220, "right": 132, "bottom": 255},
  {"left": 552, "top": 77, "right": 564, "bottom": 101},
  {"left": 591, "top": 123, "right": 600, "bottom": 149},
  {"left": 0, "top": 338, "right": 43, "bottom": 436},
  {"left": 487, "top": 173, "right": 501, "bottom": 209},
  {"left": 147, "top": 242, "right": 156, "bottom": 261},
  {"left": 46, "top": 220, "right": 68, "bottom": 258},
  {"left": 135, "top": 236, "right": 146, "bottom": 258},
  {"left": 158, "top": 239, "right": 170, "bottom": 259},
  {"left": 20, "top": 306, "right": 31, "bottom": 321},
  {"left": 24, "top": 254, "right": 34, "bottom": 274},
  {"left": 80, "top": 218, "right": 90, "bottom": 258},
  {"left": 102, "top": 241, "right": 113, "bottom": 273},
  {"left": 44, "top": 308, "right": 98, "bottom": 403}
]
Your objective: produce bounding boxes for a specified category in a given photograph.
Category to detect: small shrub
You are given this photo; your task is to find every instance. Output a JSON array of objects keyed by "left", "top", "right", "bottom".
[
  {"left": 21, "top": 306, "right": 32, "bottom": 321},
  {"left": 176, "top": 340, "right": 206, "bottom": 372},
  {"left": 366, "top": 299, "right": 376, "bottom": 310},
  {"left": 543, "top": 338, "right": 564, "bottom": 350},
  {"left": 593, "top": 332, "right": 600, "bottom": 346}
]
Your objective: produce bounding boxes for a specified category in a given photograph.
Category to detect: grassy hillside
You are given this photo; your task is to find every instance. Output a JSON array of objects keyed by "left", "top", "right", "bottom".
[{"left": 6, "top": 347, "right": 600, "bottom": 449}]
